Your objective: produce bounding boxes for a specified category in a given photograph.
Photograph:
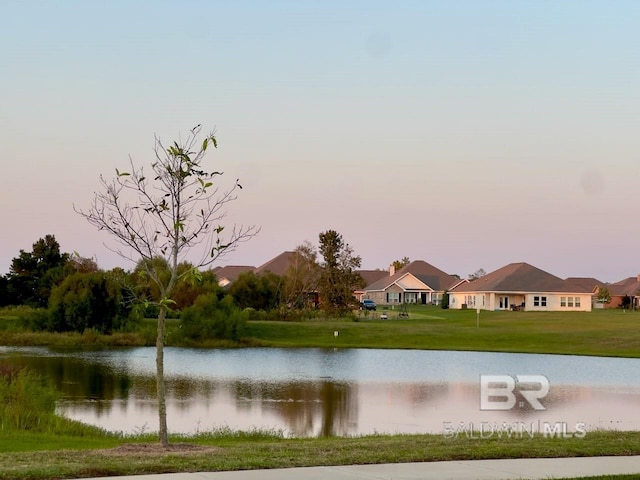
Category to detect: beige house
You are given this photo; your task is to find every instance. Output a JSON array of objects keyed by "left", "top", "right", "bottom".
[
  {"left": 363, "top": 260, "right": 461, "bottom": 305},
  {"left": 353, "top": 269, "right": 390, "bottom": 302},
  {"left": 448, "top": 262, "right": 593, "bottom": 312}
]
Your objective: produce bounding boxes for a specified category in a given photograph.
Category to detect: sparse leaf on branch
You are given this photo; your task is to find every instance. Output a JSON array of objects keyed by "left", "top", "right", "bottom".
[{"left": 74, "top": 125, "right": 259, "bottom": 447}]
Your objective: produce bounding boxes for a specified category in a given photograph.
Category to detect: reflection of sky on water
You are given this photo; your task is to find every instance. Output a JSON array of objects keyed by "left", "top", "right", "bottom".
[
  {"left": 4, "top": 346, "right": 640, "bottom": 385},
  {"left": 2, "top": 347, "right": 640, "bottom": 436}
]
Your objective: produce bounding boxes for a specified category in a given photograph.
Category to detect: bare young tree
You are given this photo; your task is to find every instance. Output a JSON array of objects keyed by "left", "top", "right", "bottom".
[
  {"left": 76, "top": 125, "right": 258, "bottom": 446},
  {"left": 282, "top": 241, "right": 321, "bottom": 310}
]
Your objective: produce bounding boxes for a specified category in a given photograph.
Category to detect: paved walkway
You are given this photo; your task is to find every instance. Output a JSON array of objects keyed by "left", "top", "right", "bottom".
[{"left": 82, "top": 456, "right": 640, "bottom": 479}]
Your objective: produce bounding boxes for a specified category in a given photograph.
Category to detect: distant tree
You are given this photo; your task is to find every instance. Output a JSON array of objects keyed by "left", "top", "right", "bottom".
[
  {"left": 228, "top": 271, "right": 280, "bottom": 311},
  {"left": 317, "top": 230, "right": 365, "bottom": 313},
  {"left": 620, "top": 295, "right": 632, "bottom": 309},
  {"left": 0, "top": 276, "right": 9, "bottom": 307},
  {"left": 180, "top": 293, "right": 247, "bottom": 342},
  {"left": 440, "top": 291, "right": 450, "bottom": 309},
  {"left": 468, "top": 268, "right": 486, "bottom": 281},
  {"left": 392, "top": 257, "right": 410, "bottom": 271},
  {"left": 172, "top": 268, "right": 221, "bottom": 310},
  {"left": 281, "top": 241, "right": 320, "bottom": 309},
  {"left": 65, "top": 253, "right": 100, "bottom": 274},
  {"left": 596, "top": 286, "right": 611, "bottom": 304},
  {"left": 48, "top": 271, "right": 124, "bottom": 333},
  {"left": 76, "top": 125, "right": 258, "bottom": 447},
  {"left": 7, "top": 235, "right": 69, "bottom": 307},
  {"left": 130, "top": 258, "right": 219, "bottom": 312}
]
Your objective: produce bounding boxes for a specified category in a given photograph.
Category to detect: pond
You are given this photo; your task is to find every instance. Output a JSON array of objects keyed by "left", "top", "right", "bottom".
[{"left": 1, "top": 346, "right": 639, "bottom": 437}]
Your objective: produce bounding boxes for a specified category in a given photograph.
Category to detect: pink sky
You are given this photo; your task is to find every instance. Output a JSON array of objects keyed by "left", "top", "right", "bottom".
[{"left": 2, "top": 1, "right": 639, "bottom": 283}]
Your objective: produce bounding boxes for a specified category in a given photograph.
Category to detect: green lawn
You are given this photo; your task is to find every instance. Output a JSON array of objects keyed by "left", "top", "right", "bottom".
[
  {"left": 2, "top": 306, "right": 640, "bottom": 357},
  {"left": 246, "top": 306, "right": 640, "bottom": 357},
  {"left": 1, "top": 430, "right": 640, "bottom": 479}
]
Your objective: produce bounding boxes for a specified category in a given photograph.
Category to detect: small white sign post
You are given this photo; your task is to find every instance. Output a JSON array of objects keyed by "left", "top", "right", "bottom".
[{"left": 476, "top": 308, "right": 480, "bottom": 328}]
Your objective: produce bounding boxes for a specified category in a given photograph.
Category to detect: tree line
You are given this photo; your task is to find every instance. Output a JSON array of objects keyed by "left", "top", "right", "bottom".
[{"left": 0, "top": 230, "right": 365, "bottom": 332}]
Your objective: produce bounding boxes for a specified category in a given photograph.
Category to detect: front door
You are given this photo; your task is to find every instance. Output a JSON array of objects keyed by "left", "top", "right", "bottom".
[{"left": 499, "top": 296, "right": 509, "bottom": 309}]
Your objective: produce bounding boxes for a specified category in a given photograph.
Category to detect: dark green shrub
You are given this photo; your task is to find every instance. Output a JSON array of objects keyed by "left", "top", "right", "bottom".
[
  {"left": 228, "top": 271, "right": 281, "bottom": 311},
  {"left": 441, "top": 291, "right": 450, "bottom": 309},
  {"left": 17, "top": 307, "right": 49, "bottom": 331},
  {"left": 48, "top": 272, "right": 124, "bottom": 333},
  {"left": 180, "top": 294, "right": 247, "bottom": 341}
]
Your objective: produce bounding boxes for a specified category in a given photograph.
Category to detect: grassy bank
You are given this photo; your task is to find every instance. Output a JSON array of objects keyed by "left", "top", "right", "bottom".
[
  {"left": 1, "top": 430, "right": 640, "bottom": 479},
  {"left": 2, "top": 306, "right": 640, "bottom": 357},
  {"left": 247, "top": 307, "right": 640, "bottom": 357},
  {"left": 2, "top": 308, "right": 640, "bottom": 479}
]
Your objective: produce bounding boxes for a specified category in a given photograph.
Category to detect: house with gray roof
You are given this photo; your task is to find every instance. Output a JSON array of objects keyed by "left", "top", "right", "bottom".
[
  {"left": 353, "top": 269, "right": 390, "bottom": 302},
  {"left": 254, "top": 251, "right": 296, "bottom": 276},
  {"left": 448, "top": 262, "right": 593, "bottom": 312},
  {"left": 363, "top": 260, "right": 461, "bottom": 305},
  {"left": 212, "top": 251, "right": 300, "bottom": 288}
]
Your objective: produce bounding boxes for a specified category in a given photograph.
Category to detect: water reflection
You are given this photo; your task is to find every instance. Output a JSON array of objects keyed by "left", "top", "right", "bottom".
[{"left": 1, "top": 347, "right": 640, "bottom": 436}]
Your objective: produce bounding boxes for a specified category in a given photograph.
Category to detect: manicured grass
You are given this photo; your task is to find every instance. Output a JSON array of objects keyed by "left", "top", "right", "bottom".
[
  {"left": 246, "top": 306, "right": 640, "bottom": 357},
  {"left": 3, "top": 306, "right": 639, "bottom": 357},
  {"left": 1, "top": 430, "right": 639, "bottom": 479}
]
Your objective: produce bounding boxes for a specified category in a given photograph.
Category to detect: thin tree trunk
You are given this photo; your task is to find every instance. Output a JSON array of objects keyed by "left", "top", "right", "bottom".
[{"left": 156, "top": 308, "right": 168, "bottom": 447}]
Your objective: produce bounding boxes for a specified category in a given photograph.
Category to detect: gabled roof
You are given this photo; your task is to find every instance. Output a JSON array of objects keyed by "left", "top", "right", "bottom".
[
  {"left": 212, "top": 265, "right": 255, "bottom": 283},
  {"left": 451, "top": 262, "right": 592, "bottom": 294},
  {"left": 609, "top": 276, "right": 640, "bottom": 296},
  {"left": 254, "top": 251, "right": 296, "bottom": 276},
  {"left": 356, "top": 269, "right": 389, "bottom": 287},
  {"left": 565, "top": 277, "right": 605, "bottom": 292},
  {"left": 365, "top": 260, "right": 458, "bottom": 292}
]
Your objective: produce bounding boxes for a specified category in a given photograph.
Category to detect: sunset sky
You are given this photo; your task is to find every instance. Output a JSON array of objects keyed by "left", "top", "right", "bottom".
[{"left": 2, "top": 1, "right": 639, "bottom": 282}]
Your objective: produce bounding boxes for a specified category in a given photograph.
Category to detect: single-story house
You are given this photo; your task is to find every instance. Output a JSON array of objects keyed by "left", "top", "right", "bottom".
[
  {"left": 596, "top": 275, "right": 640, "bottom": 309},
  {"left": 212, "top": 251, "right": 300, "bottom": 287},
  {"left": 212, "top": 265, "right": 256, "bottom": 288},
  {"left": 353, "top": 269, "right": 390, "bottom": 302},
  {"left": 363, "top": 260, "right": 462, "bottom": 305},
  {"left": 448, "top": 262, "right": 593, "bottom": 312}
]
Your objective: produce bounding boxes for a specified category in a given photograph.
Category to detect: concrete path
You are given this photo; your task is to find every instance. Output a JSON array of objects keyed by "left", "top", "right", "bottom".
[{"left": 82, "top": 455, "right": 640, "bottom": 479}]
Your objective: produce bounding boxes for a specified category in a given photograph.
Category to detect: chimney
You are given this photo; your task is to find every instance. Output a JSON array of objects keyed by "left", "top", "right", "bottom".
[
  {"left": 389, "top": 265, "right": 395, "bottom": 276},
  {"left": 637, "top": 274, "right": 640, "bottom": 283}
]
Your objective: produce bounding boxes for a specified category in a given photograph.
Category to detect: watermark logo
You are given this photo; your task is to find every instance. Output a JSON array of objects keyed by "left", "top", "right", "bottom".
[
  {"left": 443, "top": 421, "right": 587, "bottom": 439},
  {"left": 480, "top": 375, "right": 549, "bottom": 411}
]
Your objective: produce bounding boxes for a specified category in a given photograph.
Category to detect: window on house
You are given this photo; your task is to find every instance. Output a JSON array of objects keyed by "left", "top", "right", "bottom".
[
  {"left": 387, "top": 292, "right": 400, "bottom": 303},
  {"left": 534, "top": 296, "right": 547, "bottom": 307},
  {"left": 568, "top": 297, "right": 574, "bottom": 307},
  {"left": 575, "top": 297, "right": 581, "bottom": 307},
  {"left": 561, "top": 297, "right": 566, "bottom": 307}
]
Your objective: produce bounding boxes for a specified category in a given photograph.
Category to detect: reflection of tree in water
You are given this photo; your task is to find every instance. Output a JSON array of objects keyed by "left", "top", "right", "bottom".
[
  {"left": 231, "top": 380, "right": 358, "bottom": 437},
  {"left": 1, "top": 354, "right": 131, "bottom": 401},
  {"left": 1, "top": 354, "right": 133, "bottom": 416}
]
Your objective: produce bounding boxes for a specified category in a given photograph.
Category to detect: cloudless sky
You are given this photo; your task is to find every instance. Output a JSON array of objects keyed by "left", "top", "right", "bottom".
[{"left": 1, "top": 1, "right": 639, "bottom": 282}]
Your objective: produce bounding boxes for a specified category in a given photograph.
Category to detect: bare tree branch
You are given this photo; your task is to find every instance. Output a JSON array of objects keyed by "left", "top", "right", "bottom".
[{"left": 74, "top": 125, "right": 259, "bottom": 446}]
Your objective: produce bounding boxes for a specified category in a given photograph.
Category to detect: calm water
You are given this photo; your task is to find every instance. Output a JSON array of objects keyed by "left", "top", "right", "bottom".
[{"left": 1, "top": 346, "right": 639, "bottom": 436}]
